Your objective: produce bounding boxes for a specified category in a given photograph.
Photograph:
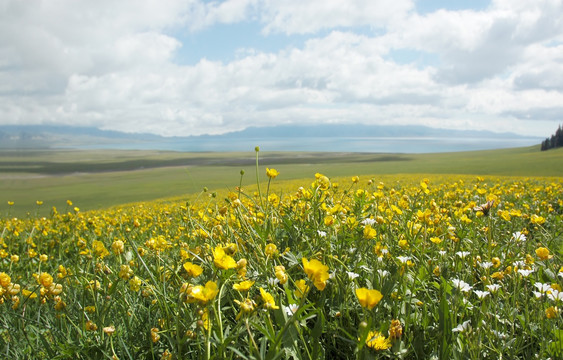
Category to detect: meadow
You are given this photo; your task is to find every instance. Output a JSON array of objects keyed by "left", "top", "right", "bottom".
[
  {"left": 0, "top": 147, "right": 562, "bottom": 359},
  {"left": 1, "top": 145, "right": 563, "bottom": 218}
]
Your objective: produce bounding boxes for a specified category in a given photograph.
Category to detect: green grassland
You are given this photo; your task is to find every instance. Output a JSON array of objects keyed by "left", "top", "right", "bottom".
[{"left": 1, "top": 145, "right": 562, "bottom": 217}]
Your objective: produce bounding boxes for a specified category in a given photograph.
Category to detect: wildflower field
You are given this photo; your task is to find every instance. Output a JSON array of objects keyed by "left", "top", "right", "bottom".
[{"left": 1, "top": 153, "right": 562, "bottom": 359}]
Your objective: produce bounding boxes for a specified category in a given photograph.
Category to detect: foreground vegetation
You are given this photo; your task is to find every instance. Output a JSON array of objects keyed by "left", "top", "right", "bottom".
[
  {"left": 1, "top": 145, "right": 563, "bottom": 218},
  {"left": 1, "top": 149, "right": 562, "bottom": 359}
]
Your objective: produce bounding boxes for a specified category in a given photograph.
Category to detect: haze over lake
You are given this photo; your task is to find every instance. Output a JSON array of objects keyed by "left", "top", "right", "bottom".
[{"left": 68, "top": 136, "right": 542, "bottom": 153}]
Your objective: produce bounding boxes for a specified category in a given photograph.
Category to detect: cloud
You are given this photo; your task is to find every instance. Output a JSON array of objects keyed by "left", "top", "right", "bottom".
[
  {"left": 259, "top": 0, "right": 415, "bottom": 35},
  {"left": 0, "top": 0, "right": 562, "bottom": 138}
]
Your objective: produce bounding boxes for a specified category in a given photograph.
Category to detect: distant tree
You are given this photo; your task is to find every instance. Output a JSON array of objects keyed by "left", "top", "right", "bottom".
[{"left": 541, "top": 124, "right": 563, "bottom": 151}]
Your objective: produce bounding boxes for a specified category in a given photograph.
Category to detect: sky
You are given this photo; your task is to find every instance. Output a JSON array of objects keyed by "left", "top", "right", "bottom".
[{"left": 0, "top": 0, "right": 562, "bottom": 137}]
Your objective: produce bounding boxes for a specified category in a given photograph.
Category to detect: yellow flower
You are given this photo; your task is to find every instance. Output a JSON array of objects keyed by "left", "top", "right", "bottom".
[
  {"left": 266, "top": 168, "right": 279, "bottom": 179},
  {"left": 85, "top": 320, "right": 98, "bottom": 332},
  {"left": 430, "top": 237, "right": 442, "bottom": 245},
  {"left": 183, "top": 262, "right": 204, "bottom": 277},
  {"left": 365, "top": 331, "right": 391, "bottom": 350},
  {"left": 129, "top": 276, "right": 142, "bottom": 292},
  {"left": 150, "top": 327, "right": 160, "bottom": 343},
  {"left": 363, "top": 225, "right": 377, "bottom": 239},
  {"left": 92, "top": 240, "right": 109, "bottom": 258},
  {"left": 389, "top": 319, "right": 403, "bottom": 339},
  {"left": 234, "top": 298, "right": 256, "bottom": 320},
  {"left": 233, "top": 280, "right": 255, "bottom": 292},
  {"left": 111, "top": 240, "right": 125, "bottom": 255},
  {"left": 0, "top": 272, "right": 11, "bottom": 288},
  {"left": 530, "top": 214, "right": 546, "bottom": 225},
  {"left": 213, "top": 246, "right": 237, "bottom": 270},
  {"left": 352, "top": 176, "right": 360, "bottom": 184},
  {"left": 535, "top": 247, "right": 553, "bottom": 261},
  {"left": 116, "top": 264, "right": 132, "bottom": 280},
  {"left": 274, "top": 265, "right": 288, "bottom": 285},
  {"left": 294, "top": 279, "right": 309, "bottom": 299},
  {"left": 186, "top": 281, "right": 218, "bottom": 305},
  {"left": 38, "top": 272, "right": 53, "bottom": 288},
  {"left": 265, "top": 243, "right": 278, "bottom": 257},
  {"left": 302, "top": 258, "right": 330, "bottom": 291},
  {"left": 545, "top": 306, "right": 559, "bottom": 319},
  {"left": 355, "top": 288, "right": 383, "bottom": 310},
  {"left": 22, "top": 289, "right": 37, "bottom": 299},
  {"left": 259, "top": 288, "right": 279, "bottom": 310},
  {"left": 492, "top": 257, "right": 501, "bottom": 268}
]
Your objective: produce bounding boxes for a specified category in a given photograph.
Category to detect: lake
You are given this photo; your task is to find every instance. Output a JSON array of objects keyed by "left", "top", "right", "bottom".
[{"left": 70, "top": 136, "right": 543, "bottom": 153}]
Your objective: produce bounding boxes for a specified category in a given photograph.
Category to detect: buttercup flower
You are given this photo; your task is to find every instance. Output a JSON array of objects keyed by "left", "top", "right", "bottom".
[
  {"left": 535, "top": 247, "right": 552, "bottom": 261},
  {"left": 259, "top": 288, "right": 279, "bottom": 310},
  {"left": 183, "top": 262, "right": 204, "bottom": 277},
  {"left": 233, "top": 280, "right": 255, "bottom": 292},
  {"left": 266, "top": 168, "right": 279, "bottom": 179},
  {"left": 213, "top": 246, "right": 237, "bottom": 270},
  {"left": 355, "top": 288, "right": 383, "bottom": 310},
  {"left": 294, "top": 279, "right": 309, "bottom": 299},
  {"left": 302, "top": 258, "right": 330, "bottom": 291}
]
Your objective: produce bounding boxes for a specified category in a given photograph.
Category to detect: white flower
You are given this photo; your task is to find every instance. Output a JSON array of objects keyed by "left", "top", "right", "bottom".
[
  {"left": 267, "top": 277, "right": 279, "bottom": 286},
  {"left": 317, "top": 230, "right": 327, "bottom": 238},
  {"left": 512, "top": 232, "right": 527, "bottom": 242},
  {"left": 474, "top": 290, "right": 490, "bottom": 299},
  {"left": 492, "top": 330, "right": 508, "bottom": 339},
  {"left": 513, "top": 260, "right": 526, "bottom": 268},
  {"left": 438, "top": 251, "right": 446, "bottom": 257},
  {"left": 479, "top": 261, "right": 493, "bottom": 269},
  {"left": 452, "top": 279, "right": 472, "bottom": 293},
  {"left": 359, "top": 265, "right": 371, "bottom": 272},
  {"left": 547, "top": 289, "right": 563, "bottom": 302},
  {"left": 377, "top": 269, "right": 390, "bottom": 278},
  {"left": 456, "top": 251, "right": 470, "bottom": 259},
  {"left": 283, "top": 304, "right": 299, "bottom": 316},
  {"left": 534, "top": 283, "right": 552, "bottom": 293},
  {"left": 517, "top": 269, "right": 534, "bottom": 277},
  {"left": 397, "top": 256, "right": 411, "bottom": 264},
  {"left": 346, "top": 271, "right": 359, "bottom": 280},
  {"left": 361, "top": 218, "right": 376, "bottom": 226},
  {"left": 486, "top": 284, "right": 501, "bottom": 293},
  {"left": 380, "top": 248, "right": 389, "bottom": 255},
  {"left": 452, "top": 320, "right": 471, "bottom": 333}
]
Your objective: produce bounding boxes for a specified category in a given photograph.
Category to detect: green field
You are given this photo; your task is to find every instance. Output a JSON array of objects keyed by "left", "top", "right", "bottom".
[{"left": 1, "top": 145, "right": 562, "bottom": 217}]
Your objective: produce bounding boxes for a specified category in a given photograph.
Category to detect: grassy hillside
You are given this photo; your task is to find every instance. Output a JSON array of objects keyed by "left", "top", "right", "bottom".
[{"left": 1, "top": 146, "right": 562, "bottom": 217}]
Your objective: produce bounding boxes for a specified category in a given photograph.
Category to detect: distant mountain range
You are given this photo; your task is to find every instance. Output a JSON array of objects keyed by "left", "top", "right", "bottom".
[{"left": 0, "top": 124, "right": 541, "bottom": 151}]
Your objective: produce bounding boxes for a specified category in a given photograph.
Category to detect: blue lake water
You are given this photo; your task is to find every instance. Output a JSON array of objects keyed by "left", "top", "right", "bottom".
[{"left": 71, "top": 136, "right": 543, "bottom": 153}]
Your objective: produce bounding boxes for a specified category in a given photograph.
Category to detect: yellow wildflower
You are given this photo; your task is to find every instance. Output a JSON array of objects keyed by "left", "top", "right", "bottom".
[
  {"left": 266, "top": 168, "right": 279, "bottom": 179},
  {"left": 233, "top": 280, "right": 255, "bottom": 292},
  {"left": 183, "top": 262, "right": 204, "bottom": 277},
  {"left": 265, "top": 243, "right": 277, "bottom": 257},
  {"left": 355, "top": 288, "right": 383, "bottom": 310},
  {"left": 186, "top": 281, "right": 218, "bottom": 305},
  {"left": 294, "top": 279, "right": 309, "bottom": 299},
  {"left": 274, "top": 265, "right": 288, "bottom": 285},
  {"left": 365, "top": 331, "right": 391, "bottom": 350},
  {"left": 259, "top": 288, "right": 279, "bottom": 310},
  {"left": 535, "top": 247, "right": 552, "bottom": 260},
  {"left": 545, "top": 306, "right": 559, "bottom": 319},
  {"left": 213, "top": 246, "right": 237, "bottom": 270},
  {"left": 38, "top": 272, "right": 53, "bottom": 288},
  {"left": 302, "top": 258, "right": 330, "bottom": 291}
]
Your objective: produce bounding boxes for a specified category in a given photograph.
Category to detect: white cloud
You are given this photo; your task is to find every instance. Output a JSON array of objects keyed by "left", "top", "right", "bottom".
[
  {"left": 259, "top": 0, "right": 414, "bottom": 34},
  {"left": 0, "top": 0, "right": 562, "bottom": 138}
]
